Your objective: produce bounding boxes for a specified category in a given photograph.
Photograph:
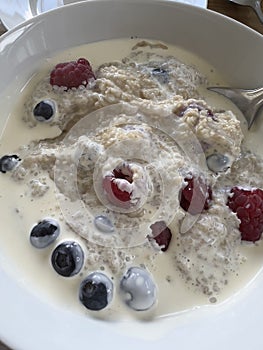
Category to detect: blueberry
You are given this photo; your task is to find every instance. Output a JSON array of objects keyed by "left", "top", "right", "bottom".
[
  {"left": 30, "top": 218, "right": 60, "bottom": 249},
  {"left": 79, "top": 272, "right": 113, "bottom": 311},
  {"left": 51, "top": 241, "right": 84, "bottom": 277},
  {"left": 0, "top": 155, "right": 21, "bottom": 173},
  {"left": 33, "top": 100, "right": 55, "bottom": 122},
  {"left": 120, "top": 267, "right": 157, "bottom": 311},
  {"left": 94, "top": 215, "right": 114, "bottom": 233},
  {"left": 206, "top": 153, "right": 230, "bottom": 173},
  {"left": 151, "top": 67, "right": 169, "bottom": 84}
]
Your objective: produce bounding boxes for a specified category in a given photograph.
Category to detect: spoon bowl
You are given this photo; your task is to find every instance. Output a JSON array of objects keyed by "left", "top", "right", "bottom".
[{"left": 208, "top": 86, "right": 263, "bottom": 129}]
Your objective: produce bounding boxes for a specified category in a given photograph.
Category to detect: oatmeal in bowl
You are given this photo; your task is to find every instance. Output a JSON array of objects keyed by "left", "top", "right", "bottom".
[
  {"left": 1, "top": 37, "right": 263, "bottom": 320},
  {"left": 1, "top": 1, "right": 263, "bottom": 349}
]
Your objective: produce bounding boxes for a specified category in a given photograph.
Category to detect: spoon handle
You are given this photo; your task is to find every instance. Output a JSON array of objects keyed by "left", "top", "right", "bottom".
[{"left": 253, "top": 0, "right": 263, "bottom": 24}]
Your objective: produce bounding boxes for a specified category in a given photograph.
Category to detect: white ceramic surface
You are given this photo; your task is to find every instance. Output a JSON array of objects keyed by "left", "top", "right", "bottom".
[
  {"left": 0, "top": 0, "right": 207, "bottom": 30},
  {"left": 0, "top": 1, "right": 263, "bottom": 349}
]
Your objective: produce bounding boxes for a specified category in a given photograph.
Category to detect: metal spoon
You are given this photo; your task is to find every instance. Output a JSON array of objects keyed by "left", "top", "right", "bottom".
[
  {"left": 207, "top": 86, "right": 263, "bottom": 129},
  {"left": 229, "top": 0, "right": 263, "bottom": 24}
]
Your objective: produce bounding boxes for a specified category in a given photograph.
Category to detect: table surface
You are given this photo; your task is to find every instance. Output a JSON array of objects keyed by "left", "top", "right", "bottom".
[{"left": 0, "top": 0, "right": 262, "bottom": 349}]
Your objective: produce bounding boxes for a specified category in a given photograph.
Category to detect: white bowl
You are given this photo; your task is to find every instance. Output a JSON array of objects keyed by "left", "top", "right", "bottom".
[
  {"left": 0, "top": 0, "right": 208, "bottom": 29},
  {"left": 1, "top": 1, "right": 263, "bottom": 349}
]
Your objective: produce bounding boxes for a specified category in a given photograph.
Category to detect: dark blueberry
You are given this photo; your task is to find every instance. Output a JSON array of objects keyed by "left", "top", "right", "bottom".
[
  {"left": 120, "top": 267, "right": 157, "bottom": 311},
  {"left": 51, "top": 241, "right": 84, "bottom": 277},
  {"left": 33, "top": 100, "right": 55, "bottom": 122},
  {"left": 151, "top": 67, "right": 169, "bottom": 84},
  {"left": 30, "top": 218, "right": 60, "bottom": 249},
  {"left": 0, "top": 155, "right": 21, "bottom": 173},
  {"left": 79, "top": 272, "right": 113, "bottom": 311}
]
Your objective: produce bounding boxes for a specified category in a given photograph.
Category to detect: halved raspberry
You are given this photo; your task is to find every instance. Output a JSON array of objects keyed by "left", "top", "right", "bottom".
[
  {"left": 227, "top": 187, "right": 263, "bottom": 242},
  {"left": 106, "top": 178, "right": 131, "bottom": 202},
  {"left": 50, "top": 58, "right": 95, "bottom": 89},
  {"left": 179, "top": 176, "right": 212, "bottom": 215},
  {"left": 103, "top": 164, "right": 133, "bottom": 204},
  {"left": 148, "top": 221, "right": 172, "bottom": 252}
]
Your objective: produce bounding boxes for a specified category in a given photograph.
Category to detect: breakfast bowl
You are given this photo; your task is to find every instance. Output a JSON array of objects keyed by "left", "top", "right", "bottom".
[{"left": 1, "top": 1, "right": 263, "bottom": 349}]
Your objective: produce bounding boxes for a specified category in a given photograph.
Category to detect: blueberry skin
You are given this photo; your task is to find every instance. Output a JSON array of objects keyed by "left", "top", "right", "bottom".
[
  {"left": 0, "top": 155, "right": 21, "bottom": 173},
  {"left": 79, "top": 272, "right": 113, "bottom": 311},
  {"left": 94, "top": 215, "right": 114, "bottom": 233},
  {"left": 30, "top": 218, "right": 60, "bottom": 249},
  {"left": 33, "top": 100, "right": 55, "bottom": 122},
  {"left": 206, "top": 153, "right": 230, "bottom": 173},
  {"left": 120, "top": 267, "right": 157, "bottom": 311},
  {"left": 51, "top": 241, "right": 84, "bottom": 277}
]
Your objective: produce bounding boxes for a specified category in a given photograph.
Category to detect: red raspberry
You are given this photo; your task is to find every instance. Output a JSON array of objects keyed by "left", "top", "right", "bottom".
[
  {"left": 227, "top": 187, "right": 263, "bottom": 242},
  {"left": 50, "top": 58, "right": 95, "bottom": 89},
  {"left": 179, "top": 176, "right": 212, "bottom": 215},
  {"left": 148, "top": 221, "right": 172, "bottom": 252},
  {"left": 103, "top": 177, "right": 131, "bottom": 202},
  {"left": 103, "top": 164, "right": 133, "bottom": 204}
]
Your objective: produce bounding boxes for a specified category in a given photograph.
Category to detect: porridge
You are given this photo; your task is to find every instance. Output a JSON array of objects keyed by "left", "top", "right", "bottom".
[{"left": 0, "top": 39, "right": 263, "bottom": 320}]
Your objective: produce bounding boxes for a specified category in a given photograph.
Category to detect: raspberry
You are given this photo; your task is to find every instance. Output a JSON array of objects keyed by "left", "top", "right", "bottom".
[
  {"left": 110, "top": 179, "right": 131, "bottom": 202},
  {"left": 103, "top": 164, "right": 133, "bottom": 204},
  {"left": 103, "top": 176, "right": 131, "bottom": 203},
  {"left": 50, "top": 58, "right": 95, "bottom": 89},
  {"left": 148, "top": 221, "right": 172, "bottom": 252},
  {"left": 227, "top": 187, "right": 263, "bottom": 242},
  {"left": 179, "top": 176, "right": 212, "bottom": 215}
]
